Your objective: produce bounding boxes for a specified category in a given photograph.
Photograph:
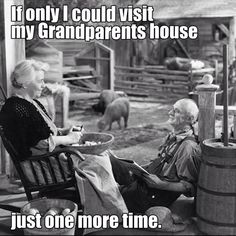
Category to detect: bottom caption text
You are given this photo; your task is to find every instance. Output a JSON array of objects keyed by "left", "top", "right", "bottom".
[{"left": 11, "top": 213, "right": 162, "bottom": 230}]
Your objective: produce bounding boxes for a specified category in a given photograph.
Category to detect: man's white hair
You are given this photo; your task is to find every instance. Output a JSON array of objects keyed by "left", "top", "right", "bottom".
[{"left": 177, "top": 98, "right": 199, "bottom": 124}]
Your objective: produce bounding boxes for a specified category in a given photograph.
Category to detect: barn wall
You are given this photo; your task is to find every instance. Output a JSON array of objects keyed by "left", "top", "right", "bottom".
[
  {"left": 104, "top": 39, "right": 133, "bottom": 66},
  {"left": 0, "top": 0, "right": 25, "bottom": 176},
  {"left": 137, "top": 18, "right": 230, "bottom": 64},
  {"left": 174, "top": 18, "right": 232, "bottom": 60}
]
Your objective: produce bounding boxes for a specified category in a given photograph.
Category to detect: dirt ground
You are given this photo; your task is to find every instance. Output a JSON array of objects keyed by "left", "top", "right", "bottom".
[
  {"left": 67, "top": 98, "right": 234, "bottom": 165},
  {"left": 68, "top": 101, "right": 173, "bottom": 160}
]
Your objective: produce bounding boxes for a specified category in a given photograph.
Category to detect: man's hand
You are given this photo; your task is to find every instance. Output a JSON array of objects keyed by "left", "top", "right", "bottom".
[
  {"left": 142, "top": 173, "right": 190, "bottom": 193},
  {"left": 142, "top": 173, "right": 163, "bottom": 189}
]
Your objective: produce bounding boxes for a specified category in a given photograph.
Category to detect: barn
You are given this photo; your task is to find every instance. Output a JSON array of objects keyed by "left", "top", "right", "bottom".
[{"left": 136, "top": 0, "right": 236, "bottom": 64}]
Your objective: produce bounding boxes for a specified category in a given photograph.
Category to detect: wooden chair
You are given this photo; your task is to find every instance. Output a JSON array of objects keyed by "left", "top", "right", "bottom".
[{"left": 0, "top": 124, "right": 85, "bottom": 212}]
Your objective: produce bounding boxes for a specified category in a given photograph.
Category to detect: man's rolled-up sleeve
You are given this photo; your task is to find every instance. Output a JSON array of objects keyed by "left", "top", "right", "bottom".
[{"left": 175, "top": 141, "right": 201, "bottom": 196}]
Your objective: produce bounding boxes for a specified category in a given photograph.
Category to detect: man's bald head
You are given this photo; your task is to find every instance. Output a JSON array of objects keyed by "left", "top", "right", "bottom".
[
  {"left": 175, "top": 98, "right": 199, "bottom": 124},
  {"left": 168, "top": 98, "right": 199, "bottom": 130}
]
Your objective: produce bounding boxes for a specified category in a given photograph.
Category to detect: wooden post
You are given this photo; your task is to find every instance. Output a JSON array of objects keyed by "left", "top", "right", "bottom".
[
  {"left": 214, "top": 59, "right": 218, "bottom": 84},
  {"left": 196, "top": 84, "right": 219, "bottom": 142},
  {"left": 4, "top": 0, "right": 25, "bottom": 95},
  {"left": 109, "top": 48, "right": 115, "bottom": 91},
  {"left": 95, "top": 43, "right": 102, "bottom": 89},
  {"left": 96, "top": 41, "right": 115, "bottom": 91},
  {"left": 234, "top": 115, "right": 236, "bottom": 138},
  {"left": 229, "top": 17, "right": 236, "bottom": 64},
  {"left": 223, "top": 44, "right": 229, "bottom": 146},
  {"left": 0, "top": 0, "right": 25, "bottom": 177},
  {"left": 0, "top": 0, "right": 7, "bottom": 175}
]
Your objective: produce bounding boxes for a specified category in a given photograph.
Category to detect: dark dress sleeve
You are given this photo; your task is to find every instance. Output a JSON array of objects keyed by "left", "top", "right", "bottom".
[{"left": 0, "top": 97, "right": 52, "bottom": 159}]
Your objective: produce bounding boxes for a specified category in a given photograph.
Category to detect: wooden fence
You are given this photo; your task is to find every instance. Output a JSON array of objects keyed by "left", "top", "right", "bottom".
[{"left": 115, "top": 65, "right": 215, "bottom": 99}]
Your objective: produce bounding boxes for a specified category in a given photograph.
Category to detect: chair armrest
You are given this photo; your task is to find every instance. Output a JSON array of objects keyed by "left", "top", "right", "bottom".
[
  {"left": 26, "top": 146, "right": 85, "bottom": 162},
  {"left": 20, "top": 147, "right": 85, "bottom": 187},
  {"left": 0, "top": 204, "right": 21, "bottom": 213}
]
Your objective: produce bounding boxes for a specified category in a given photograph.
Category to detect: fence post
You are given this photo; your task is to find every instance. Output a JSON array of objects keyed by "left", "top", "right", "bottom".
[{"left": 196, "top": 84, "right": 219, "bottom": 142}]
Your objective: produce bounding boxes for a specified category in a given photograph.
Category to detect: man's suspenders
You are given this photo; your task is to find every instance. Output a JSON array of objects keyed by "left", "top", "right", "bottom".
[{"left": 146, "top": 136, "right": 197, "bottom": 175}]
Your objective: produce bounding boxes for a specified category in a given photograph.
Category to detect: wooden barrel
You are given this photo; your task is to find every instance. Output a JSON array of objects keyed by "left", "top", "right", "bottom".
[{"left": 197, "top": 138, "right": 236, "bottom": 235}]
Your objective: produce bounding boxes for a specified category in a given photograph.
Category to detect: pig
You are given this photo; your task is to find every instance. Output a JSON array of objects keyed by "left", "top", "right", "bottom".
[
  {"left": 97, "top": 97, "right": 130, "bottom": 131},
  {"left": 92, "top": 90, "right": 127, "bottom": 114}
]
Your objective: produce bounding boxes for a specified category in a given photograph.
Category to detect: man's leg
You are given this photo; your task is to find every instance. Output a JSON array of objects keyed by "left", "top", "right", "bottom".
[
  {"left": 120, "top": 180, "right": 151, "bottom": 214},
  {"left": 108, "top": 151, "right": 137, "bottom": 185},
  {"left": 107, "top": 151, "right": 181, "bottom": 213},
  {"left": 149, "top": 189, "right": 181, "bottom": 208},
  {"left": 120, "top": 180, "right": 181, "bottom": 214}
]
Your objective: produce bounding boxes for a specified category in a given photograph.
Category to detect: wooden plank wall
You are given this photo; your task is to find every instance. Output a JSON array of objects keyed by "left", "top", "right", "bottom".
[
  {"left": 47, "top": 40, "right": 91, "bottom": 66},
  {"left": 0, "top": 0, "right": 6, "bottom": 175},
  {"left": 105, "top": 39, "right": 133, "bottom": 67},
  {"left": 114, "top": 66, "right": 215, "bottom": 99},
  {"left": 183, "top": 18, "right": 231, "bottom": 60},
  {"left": 47, "top": 40, "right": 113, "bottom": 90},
  {"left": 149, "top": 18, "right": 230, "bottom": 64},
  {"left": 0, "top": 0, "right": 25, "bottom": 176}
]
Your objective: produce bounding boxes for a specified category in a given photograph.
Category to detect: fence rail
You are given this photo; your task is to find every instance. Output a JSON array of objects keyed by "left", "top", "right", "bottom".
[{"left": 114, "top": 65, "right": 215, "bottom": 98}]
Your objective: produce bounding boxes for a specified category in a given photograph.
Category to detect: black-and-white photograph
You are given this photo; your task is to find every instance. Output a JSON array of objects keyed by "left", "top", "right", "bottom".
[{"left": 0, "top": 0, "right": 236, "bottom": 235}]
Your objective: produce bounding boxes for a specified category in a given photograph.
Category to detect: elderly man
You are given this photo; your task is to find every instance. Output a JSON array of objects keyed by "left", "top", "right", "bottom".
[{"left": 109, "top": 98, "right": 201, "bottom": 213}]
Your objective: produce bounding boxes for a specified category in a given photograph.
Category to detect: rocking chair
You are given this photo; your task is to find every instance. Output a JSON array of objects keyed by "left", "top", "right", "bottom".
[{"left": 0, "top": 124, "right": 85, "bottom": 212}]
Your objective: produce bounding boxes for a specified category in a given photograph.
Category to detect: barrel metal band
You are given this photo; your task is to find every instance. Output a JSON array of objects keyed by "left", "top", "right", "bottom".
[
  {"left": 197, "top": 213, "right": 236, "bottom": 227},
  {"left": 201, "top": 158, "right": 236, "bottom": 169},
  {"left": 198, "top": 184, "right": 236, "bottom": 196}
]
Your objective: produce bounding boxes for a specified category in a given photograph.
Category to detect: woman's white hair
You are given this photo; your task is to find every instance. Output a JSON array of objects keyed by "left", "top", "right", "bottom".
[{"left": 11, "top": 59, "right": 49, "bottom": 89}]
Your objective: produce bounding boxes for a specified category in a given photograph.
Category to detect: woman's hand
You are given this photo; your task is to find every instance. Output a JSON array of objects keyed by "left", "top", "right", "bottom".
[
  {"left": 67, "top": 130, "right": 83, "bottom": 144},
  {"left": 71, "top": 125, "right": 84, "bottom": 132},
  {"left": 59, "top": 125, "right": 84, "bottom": 135},
  {"left": 51, "top": 129, "right": 83, "bottom": 147}
]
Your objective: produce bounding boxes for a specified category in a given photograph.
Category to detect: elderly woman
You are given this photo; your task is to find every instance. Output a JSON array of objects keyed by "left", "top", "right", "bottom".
[
  {"left": 0, "top": 60, "right": 128, "bottom": 234},
  {"left": 0, "top": 59, "right": 83, "bottom": 158}
]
